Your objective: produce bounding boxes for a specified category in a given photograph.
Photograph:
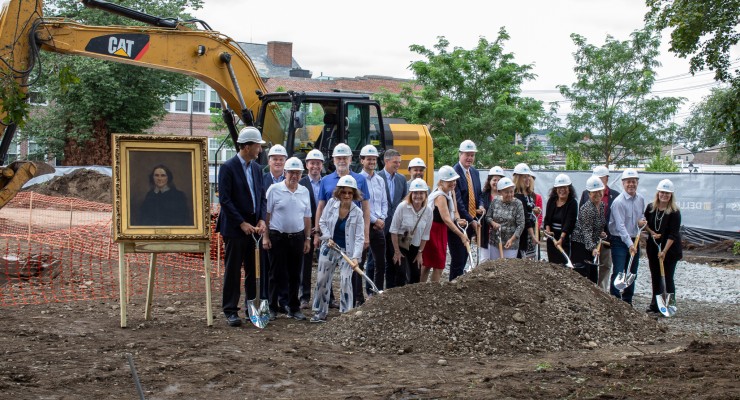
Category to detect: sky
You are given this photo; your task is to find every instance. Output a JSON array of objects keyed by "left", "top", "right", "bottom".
[{"left": 193, "top": 0, "right": 737, "bottom": 123}]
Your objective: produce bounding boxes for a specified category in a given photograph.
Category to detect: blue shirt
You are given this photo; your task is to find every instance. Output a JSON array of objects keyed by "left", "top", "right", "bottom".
[
  {"left": 384, "top": 171, "right": 397, "bottom": 202},
  {"left": 310, "top": 176, "right": 321, "bottom": 205},
  {"left": 333, "top": 216, "right": 347, "bottom": 248},
  {"left": 238, "top": 153, "right": 256, "bottom": 210},
  {"left": 608, "top": 191, "right": 646, "bottom": 248},
  {"left": 318, "top": 171, "right": 371, "bottom": 207},
  {"left": 360, "top": 170, "right": 388, "bottom": 223}
]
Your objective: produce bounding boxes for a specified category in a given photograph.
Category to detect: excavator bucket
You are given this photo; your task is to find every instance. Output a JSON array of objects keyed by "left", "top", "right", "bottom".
[{"left": 0, "top": 161, "right": 48, "bottom": 208}]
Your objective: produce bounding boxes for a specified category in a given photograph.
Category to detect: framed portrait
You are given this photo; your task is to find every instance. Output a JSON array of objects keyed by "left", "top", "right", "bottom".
[{"left": 112, "top": 134, "right": 210, "bottom": 241}]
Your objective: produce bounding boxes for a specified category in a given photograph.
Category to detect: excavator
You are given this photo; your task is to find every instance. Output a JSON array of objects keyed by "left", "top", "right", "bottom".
[{"left": 0, "top": 0, "right": 434, "bottom": 208}]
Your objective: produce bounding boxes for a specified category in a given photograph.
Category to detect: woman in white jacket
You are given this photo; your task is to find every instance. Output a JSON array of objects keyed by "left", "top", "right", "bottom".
[{"left": 311, "top": 175, "right": 365, "bottom": 322}]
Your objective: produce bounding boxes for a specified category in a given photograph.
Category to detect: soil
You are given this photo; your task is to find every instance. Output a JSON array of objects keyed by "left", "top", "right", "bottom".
[
  {"left": 1, "top": 258, "right": 738, "bottom": 399},
  {"left": 23, "top": 169, "right": 112, "bottom": 204}
]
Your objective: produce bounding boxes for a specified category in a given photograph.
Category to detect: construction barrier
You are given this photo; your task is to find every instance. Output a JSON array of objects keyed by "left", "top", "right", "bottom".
[{"left": 0, "top": 192, "right": 223, "bottom": 306}]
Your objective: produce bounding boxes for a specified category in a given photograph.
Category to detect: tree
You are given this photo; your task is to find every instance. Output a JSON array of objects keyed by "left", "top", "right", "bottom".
[
  {"left": 549, "top": 28, "right": 684, "bottom": 167},
  {"left": 23, "top": 0, "right": 202, "bottom": 165},
  {"left": 376, "top": 30, "right": 547, "bottom": 168},
  {"left": 644, "top": 152, "right": 679, "bottom": 172},
  {"left": 680, "top": 87, "right": 739, "bottom": 163},
  {"left": 646, "top": 0, "right": 740, "bottom": 161}
]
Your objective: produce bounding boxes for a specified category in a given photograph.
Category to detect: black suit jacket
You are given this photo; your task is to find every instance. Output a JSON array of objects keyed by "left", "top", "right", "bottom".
[
  {"left": 299, "top": 175, "right": 318, "bottom": 223},
  {"left": 454, "top": 162, "right": 482, "bottom": 222},
  {"left": 216, "top": 155, "right": 266, "bottom": 238},
  {"left": 579, "top": 186, "right": 620, "bottom": 240}
]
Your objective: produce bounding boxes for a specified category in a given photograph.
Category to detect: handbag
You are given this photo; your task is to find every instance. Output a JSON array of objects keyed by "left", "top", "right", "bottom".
[{"left": 399, "top": 207, "right": 426, "bottom": 251}]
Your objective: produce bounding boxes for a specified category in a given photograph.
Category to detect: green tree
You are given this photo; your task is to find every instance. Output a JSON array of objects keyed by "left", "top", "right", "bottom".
[
  {"left": 565, "top": 150, "right": 590, "bottom": 170},
  {"left": 549, "top": 28, "right": 684, "bottom": 167},
  {"left": 646, "top": 0, "right": 740, "bottom": 161},
  {"left": 23, "top": 0, "right": 202, "bottom": 165},
  {"left": 681, "top": 87, "right": 739, "bottom": 163},
  {"left": 376, "top": 30, "right": 547, "bottom": 168},
  {"left": 644, "top": 152, "right": 679, "bottom": 172}
]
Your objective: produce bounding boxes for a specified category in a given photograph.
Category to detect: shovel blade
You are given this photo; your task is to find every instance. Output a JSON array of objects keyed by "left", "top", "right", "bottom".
[
  {"left": 667, "top": 295, "right": 677, "bottom": 315},
  {"left": 624, "top": 272, "right": 637, "bottom": 287},
  {"left": 247, "top": 299, "right": 270, "bottom": 329},
  {"left": 656, "top": 294, "right": 672, "bottom": 317},
  {"left": 613, "top": 272, "right": 627, "bottom": 291}
]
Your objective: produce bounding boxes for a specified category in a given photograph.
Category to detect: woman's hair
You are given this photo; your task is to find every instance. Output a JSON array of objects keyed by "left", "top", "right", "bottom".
[
  {"left": 482, "top": 175, "right": 499, "bottom": 194},
  {"left": 332, "top": 185, "right": 363, "bottom": 201},
  {"left": 651, "top": 191, "right": 679, "bottom": 214},
  {"left": 512, "top": 174, "right": 533, "bottom": 195},
  {"left": 149, "top": 164, "right": 176, "bottom": 189},
  {"left": 403, "top": 189, "right": 428, "bottom": 205},
  {"left": 548, "top": 184, "right": 576, "bottom": 203}
]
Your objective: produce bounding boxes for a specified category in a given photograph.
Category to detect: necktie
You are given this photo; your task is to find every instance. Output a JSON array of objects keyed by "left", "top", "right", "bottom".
[{"left": 466, "top": 170, "right": 475, "bottom": 217}]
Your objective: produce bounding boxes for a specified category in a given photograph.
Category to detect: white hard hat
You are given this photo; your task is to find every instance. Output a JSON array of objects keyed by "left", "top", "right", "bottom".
[
  {"left": 408, "top": 157, "right": 426, "bottom": 169},
  {"left": 585, "top": 175, "right": 605, "bottom": 192},
  {"left": 592, "top": 166, "right": 610, "bottom": 178},
  {"left": 656, "top": 179, "right": 674, "bottom": 193},
  {"left": 360, "top": 144, "right": 379, "bottom": 157},
  {"left": 438, "top": 165, "right": 460, "bottom": 182},
  {"left": 306, "top": 149, "right": 325, "bottom": 162},
  {"left": 236, "top": 126, "right": 266, "bottom": 144},
  {"left": 408, "top": 178, "right": 429, "bottom": 192},
  {"left": 337, "top": 175, "right": 358, "bottom": 190},
  {"left": 553, "top": 173, "right": 572, "bottom": 188},
  {"left": 513, "top": 163, "right": 533, "bottom": 176},
  {"left": 332, "top": 143, "right": 352, "bottom": 157},
  {"left": 284, "top": 157, "right": 304, "bottom": 171},
  {"left": 621, "top": 168, "right": 639, "bottom": 180},
  {"left": 268, "top": 144, "right": 288, "bottom": 157},
  {"left": 497, "top": 177, "right": 515, "bottom": 191},
  {"left": 458, "top": 140, "right": 478, "bottom": 153},
  {"left": 488, "top": 166, "right": 505, "bottom": 176}
]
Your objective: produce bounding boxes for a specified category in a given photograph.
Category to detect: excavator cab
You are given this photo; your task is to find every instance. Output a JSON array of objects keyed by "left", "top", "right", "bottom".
[{"left": 256, "top": 91, "right": 386, "bottom": 173}]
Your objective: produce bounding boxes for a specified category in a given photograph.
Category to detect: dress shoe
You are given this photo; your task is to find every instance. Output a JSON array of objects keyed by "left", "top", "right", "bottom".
[
  {"left": 288, "top": 310, "right": 306, "bottom": 321},
  {"left": 226, "top": 314, "right": 242, "bottom": 327},
  {"left": 300, "top": 300, "right": 310, "bottom": 310}
]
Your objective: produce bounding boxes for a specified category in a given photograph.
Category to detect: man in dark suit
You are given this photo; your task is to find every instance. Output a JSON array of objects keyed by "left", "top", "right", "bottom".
[
  {"left": 377, "top": 149, "right": 409, "bottom": 288},
  {"left": 451, "top": 140, "right": 484, "bottom": 281},
  {"left": 298, "top": 149, "right": 324, "bottom": 309},
  {"left": 579, "top": 166, "right": 620, "bottom": 292},
  {"left": 216, "top": 126, "right": 267, "bottom": 327}
]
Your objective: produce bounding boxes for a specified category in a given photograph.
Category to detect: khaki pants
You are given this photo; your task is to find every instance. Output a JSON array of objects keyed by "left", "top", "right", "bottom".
[{"left": 597, "top": 246, "right": 612, "bottom": 292}]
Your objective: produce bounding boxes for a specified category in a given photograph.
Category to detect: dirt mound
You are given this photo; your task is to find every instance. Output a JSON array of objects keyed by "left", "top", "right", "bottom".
[
  {"left": 314, "top": 259, "right": 664, "bottom": 357},
  {"left": 684, "top": 239, "right": 736, "bottom": 253},
  {"left": 24, "top": 169, "right": 111, "bottom": 204}
]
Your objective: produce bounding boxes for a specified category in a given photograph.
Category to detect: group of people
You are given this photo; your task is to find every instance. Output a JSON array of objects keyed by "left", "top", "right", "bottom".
[{"left": 216, "top": 128, "right": 682, "bottom": 328}]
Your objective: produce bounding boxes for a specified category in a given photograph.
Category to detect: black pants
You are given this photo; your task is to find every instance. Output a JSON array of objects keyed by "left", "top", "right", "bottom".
[
  {"left": 400, "top": 244, "right": 421, "bottom": 284},
  {"left": 647, "top": 248, "right": 678, "bottom": 309},
  {"left": 300, "top": 238, "right": 316, "bottom": 303},
  {"left": 267, "top": 231, "right": 305, "bottom": 313},
  {"left": 546, "top": 229, "right": 571, "bottom": 265},
  {"left": 448, "top": 223, "right": 474, "bottom": 281},
  {"left": 222, "top": 235, "right": 259, "bottom": 316},
  {"left": 361, "top": 228, "right": 386, "bottom": 293},
  {"left": 386, "top": 230, "right": 412, "bottom": 288}
]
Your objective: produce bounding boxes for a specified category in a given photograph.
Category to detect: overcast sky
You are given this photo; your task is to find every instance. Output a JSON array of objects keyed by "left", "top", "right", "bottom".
[{"left": 194, "top": 0, "right": 737, "bottom": 122}]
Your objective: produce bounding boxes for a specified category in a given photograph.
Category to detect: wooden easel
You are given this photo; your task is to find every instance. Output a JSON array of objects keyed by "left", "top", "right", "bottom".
[{"left": 118, "top": 241, "right": 213, "bottom": 328}]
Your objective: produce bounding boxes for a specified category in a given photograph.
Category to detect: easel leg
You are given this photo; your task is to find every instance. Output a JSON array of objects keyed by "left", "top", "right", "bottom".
[
  {"left": 144, "top": 253, "right": 157, "bottom": 320},
  {"left": 204, "top": 252, "right": 213, "bottom": 326},
  {"left": 118, "top": 243, "right": 127, "bottom": 328}
]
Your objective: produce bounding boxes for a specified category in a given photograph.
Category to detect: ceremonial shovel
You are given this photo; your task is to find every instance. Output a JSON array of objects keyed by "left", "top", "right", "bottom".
[
  {"left": 247, "top": 233, "right": 270, "bottom": 329},
  {"left": 655, "top": 244, "right": 676, "bottom": 317},
  {"left": 542, "top": 231, "right": 574, "bottom": 269},
  {"left": 327, "top": 241, "right": 382, "bottom": 295},
  {"left": 614, "top": 224, "right": 645, "bottom": 291}
]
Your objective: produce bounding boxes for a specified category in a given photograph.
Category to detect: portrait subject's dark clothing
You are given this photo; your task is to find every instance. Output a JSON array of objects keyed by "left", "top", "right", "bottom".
[{"left": 136, "top": 188, "right": 190, "bottom": 226}]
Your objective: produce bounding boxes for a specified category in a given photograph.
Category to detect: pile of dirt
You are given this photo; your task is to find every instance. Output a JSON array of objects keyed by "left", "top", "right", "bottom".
[
  {"left": 684, "top": 239, "right": 736, "bottom": 253},
  {"left": 314, "top": 259, "right": 664, "bottom": 357},
  {"left": 24, "top": 169, "right": 112, "bottom": 204}
]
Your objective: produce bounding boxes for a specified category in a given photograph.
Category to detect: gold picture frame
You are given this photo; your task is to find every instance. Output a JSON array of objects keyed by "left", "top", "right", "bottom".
[{"left": 112, "top": 134, "right": 210, "bottom": 241}]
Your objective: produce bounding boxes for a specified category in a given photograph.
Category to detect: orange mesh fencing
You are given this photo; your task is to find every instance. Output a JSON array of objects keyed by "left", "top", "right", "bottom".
[{"left": 0, "top": 192, "right": 224, "bottom": 306}]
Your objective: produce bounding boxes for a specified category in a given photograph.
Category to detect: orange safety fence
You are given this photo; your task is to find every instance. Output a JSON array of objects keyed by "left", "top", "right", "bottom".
[{"left": 0, "top": 192, "right": 224, "bottom": 306}]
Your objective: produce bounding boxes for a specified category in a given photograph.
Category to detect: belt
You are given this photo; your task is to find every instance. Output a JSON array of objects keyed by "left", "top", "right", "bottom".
[{"left": 269, "top": 230, "right": 304, "bottom": 239}]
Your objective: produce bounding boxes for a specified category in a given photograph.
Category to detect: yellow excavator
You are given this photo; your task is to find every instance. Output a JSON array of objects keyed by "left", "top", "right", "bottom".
[{"left": 0, "top": 0, "right": 434, "bottom": 208}]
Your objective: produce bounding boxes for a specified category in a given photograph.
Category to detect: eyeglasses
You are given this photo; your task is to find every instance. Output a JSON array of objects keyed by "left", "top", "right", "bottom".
[{"left": 339, "top": 190, "right": 354, "bottom": 196}]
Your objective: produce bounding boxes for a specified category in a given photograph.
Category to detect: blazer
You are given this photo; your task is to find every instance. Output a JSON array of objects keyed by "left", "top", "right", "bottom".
[
  {"left": 319, "top": 198, "right": 365, "bottom": 260},
  {"left": 580, "top": 186, "right": 620, "bottom": 240},
  {"left": 216, "top": 155, "right": 266, "bottom": 238},
  {"left": 299, "top": 175, "right": 318, "bottom": 223},
  {"left": 377, "top": 169, "right": 408, "bottom": 233},
  {"left": 454, "top": 162, "right": 482, "bottom": 222},
  {"left": 480, "top": 191, "right": 495, "bottom": 247},
  {"left": 544, "top": 196, "right": 578, "bottom": 236}
]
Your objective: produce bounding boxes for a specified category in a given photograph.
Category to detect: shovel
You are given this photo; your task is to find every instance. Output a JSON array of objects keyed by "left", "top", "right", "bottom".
[
  {"left": 327, "top": 241, "right": 383, "bottom": 295},
  {"left": 474, "top": 214, "right": 484, "bottom": 267},
  {"left": 247, "top": 233, "right": 270, "bottom": 329},
  {"left": 655, "top": 244, "right": 676, "bottom": 317},
  {"left": 497, "top": 229, "right": 504, "bottom": 260},
  {"left": 614, "top": 225, "right": 645, "bottom": 290},
  {"left": 543, "top": 231, "right": 574, "bottom": 269},
  {"left": 456, "top": 220, "right": 476, "bottom": 272}
]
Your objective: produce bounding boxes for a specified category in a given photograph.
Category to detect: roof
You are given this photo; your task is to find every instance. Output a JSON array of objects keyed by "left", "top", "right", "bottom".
[
  {"left": 264, "top": 76, "right": 418, "bottom": 95},
  {"left": 237, "top": 42, "right": 301, "bottom": 78}
]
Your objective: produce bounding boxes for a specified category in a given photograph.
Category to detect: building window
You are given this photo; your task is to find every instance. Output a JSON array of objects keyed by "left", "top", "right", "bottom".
[
  {"left": 192, "top": 82, "right": 206, "bottom": 113},
  {"left": 210, "top": 89, "right": 221, "bottom": 110},
  {"left": 167, "top": 81, "right": 222, "bottom": 114},
  {"left": 174, "top": 93, "right": 189, "bottom": 112},
  {"left": 208, "top": 137, "right": 237, "bottom": 163}
]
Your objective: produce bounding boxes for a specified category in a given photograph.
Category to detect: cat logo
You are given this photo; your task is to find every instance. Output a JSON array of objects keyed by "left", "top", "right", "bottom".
[{"left": 85, "top": 34, "right": 150, "bottom": 60}]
